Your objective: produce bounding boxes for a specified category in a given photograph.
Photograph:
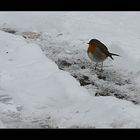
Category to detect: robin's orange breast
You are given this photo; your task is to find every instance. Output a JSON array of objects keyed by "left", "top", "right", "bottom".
[
  {"left": 87, "top": 44, "right": 107, "bottom": 62},
  {"left": 87, "top": 44, "right": 96, "bottom": 54}
]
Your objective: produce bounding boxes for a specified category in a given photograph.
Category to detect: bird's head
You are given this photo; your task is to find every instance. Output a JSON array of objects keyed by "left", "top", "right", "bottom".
[{"left": 87, "top": 39, "right": 99, "bottom": 45}]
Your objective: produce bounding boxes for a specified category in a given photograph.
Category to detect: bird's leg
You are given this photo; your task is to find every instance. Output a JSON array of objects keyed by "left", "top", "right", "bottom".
[
  {"left": 94, "top": 63, "right": 98, "bottom": 70},
  {"left": 100, "top": 62, "right": 103, "bottom": 72}
]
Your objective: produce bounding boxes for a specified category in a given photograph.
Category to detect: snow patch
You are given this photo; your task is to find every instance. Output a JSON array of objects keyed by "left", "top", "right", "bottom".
[{"left": 1, "top": 12, "right": 140, "bottom": 128}]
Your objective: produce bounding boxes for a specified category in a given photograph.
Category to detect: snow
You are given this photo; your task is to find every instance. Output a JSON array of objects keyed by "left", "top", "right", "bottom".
[
  {"left": 0, "top": 12, "right": 140, "bottom": 128},
  {"left": 0, "top": 30, "right": 90, "bottom": 127}
]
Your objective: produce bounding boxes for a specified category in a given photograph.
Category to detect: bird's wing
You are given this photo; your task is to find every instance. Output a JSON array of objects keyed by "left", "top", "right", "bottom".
[{"left": 96, "top": 41, "right": 110, "bottom": 55}]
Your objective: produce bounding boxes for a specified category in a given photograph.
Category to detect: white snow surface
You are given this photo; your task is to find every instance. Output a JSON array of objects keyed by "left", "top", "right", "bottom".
[{"left": 0, "top": 12, "right": 140, "bottom": 128}]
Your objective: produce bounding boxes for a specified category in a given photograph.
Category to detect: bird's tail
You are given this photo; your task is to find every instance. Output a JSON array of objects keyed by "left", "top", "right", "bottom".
[{"left": 109, "top": 53, "right": 120, "bottom": 60}]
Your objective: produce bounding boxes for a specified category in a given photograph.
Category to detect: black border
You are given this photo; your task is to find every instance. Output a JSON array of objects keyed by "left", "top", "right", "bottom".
[
  {"left": 0, "top": 0, "right": 140, "bottom": 11},
  {"left": 1, "top": 129, "right": 140, "bottom": 138},
  {"left": 0, "top": 0, "right": 140, "bottom": 136}
]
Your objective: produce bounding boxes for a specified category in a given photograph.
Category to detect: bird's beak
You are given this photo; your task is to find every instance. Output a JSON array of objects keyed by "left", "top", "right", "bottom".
[{"left": 87, "top": 43, "right": 89, "bottom": 44}]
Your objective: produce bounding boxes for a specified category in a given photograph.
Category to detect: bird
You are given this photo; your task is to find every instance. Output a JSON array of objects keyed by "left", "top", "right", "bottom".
[{"left": 87, "top": 39, "right": 119, "bottom": 71}]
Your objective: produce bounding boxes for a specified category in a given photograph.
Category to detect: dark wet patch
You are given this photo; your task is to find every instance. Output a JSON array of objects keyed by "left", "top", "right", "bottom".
[
  {"left": 95, "top": 92, "right": 110, "bottom": 96},
  {"left": 95, "top": 86, "right": 129, "bottom": 100},
  {"left": 72, "top": 74, "right": 91, "bottom": 86},
  {"left": 79, "top": 75, "right": 90, "bottom": 86},
  {"left": 1, "top": 28, "right": 17, "bottom": 34},
  {"left": 114, "top": 93, "right": 127, "bottom": 99},
  {"left": 56, "top": 59, "right": 72, "bottom": 69},
  {"left": 95, "top": 90, "right": 128, "bottom": 100},
  {"left": 132, "top": 100, "right": 139, "bottom": 104},
  {"left": 81, "top": 66, "right": 86, "bottom": 69},
  {"left": 97, "top": 75, "right": 106, "bottom": 80}
]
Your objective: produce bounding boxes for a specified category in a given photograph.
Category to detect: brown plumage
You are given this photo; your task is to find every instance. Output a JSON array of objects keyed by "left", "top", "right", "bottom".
[{"left": 87, "top": 39, "right": 119, "bottom": 71}]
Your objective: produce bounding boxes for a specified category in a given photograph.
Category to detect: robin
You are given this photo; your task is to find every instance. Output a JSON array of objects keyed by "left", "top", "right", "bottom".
[{"left": 87, "top": 39, "right": 119, "bottom": 71}]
